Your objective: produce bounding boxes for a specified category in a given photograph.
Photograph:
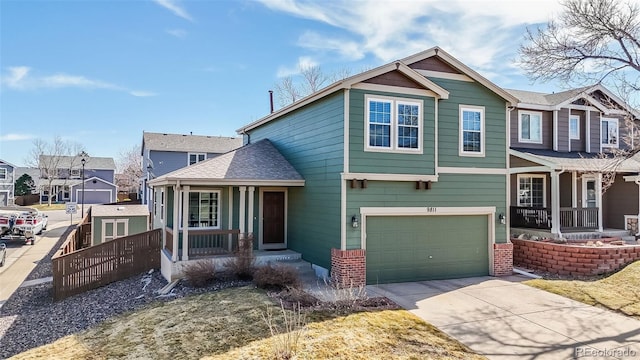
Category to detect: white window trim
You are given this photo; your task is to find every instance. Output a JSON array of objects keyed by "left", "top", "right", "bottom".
[
  {"left": 187, "top": 152, "right": 207, "bottom": 166},
  {"left": 518, "top": 110, "right": 543, "bottom": 144},
  {"left": 102, "top": 219, "right": 129, "bottom": 243},
  {"left": 459, "top": 105, "right": 485, "bottom": 157},
  {"left": 601, "top": 117, "right": 619, "bottom": 148},
  {"left": 0, "top": 168, "right": 6, "bottom": 181},
  {"left": 70, "top": 168, "right": 81, "bottom": 178},
  {"left": 178, "top": 189, "right": 222, "bottom": 230},
  {"left": 364, "top": 95, "right": 424, "bottom": 154},
  {"left": 569, "top": 115, "right": 580, "bottom": 140},
  {"left": 517, "top": 174, "right": 547, "bottom": 207}
]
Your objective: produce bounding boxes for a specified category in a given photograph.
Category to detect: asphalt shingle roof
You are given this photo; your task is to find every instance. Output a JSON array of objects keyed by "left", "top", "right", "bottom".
[
  {"left": 142, "top": 132, "right": 243, "bottom": 154},
  {"left": 39, "top": 155, "right": 116, "bottom": 170},
  {"left": 155, "top": 139, "right": 304, "bottom": 182},
  {"left": 504, "top": 86, "right": 593, "bottom": 106},
  {"left": 512, "top": 148, "right": 640, "bottom": 173}
]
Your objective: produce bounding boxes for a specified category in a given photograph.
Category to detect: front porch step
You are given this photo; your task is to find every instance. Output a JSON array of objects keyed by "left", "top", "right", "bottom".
[{"left": 622, "top": 235, "right": 638, "bottom": 244}]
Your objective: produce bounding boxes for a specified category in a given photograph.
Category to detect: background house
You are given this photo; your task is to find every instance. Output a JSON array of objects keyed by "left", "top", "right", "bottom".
[
  {"left": 506, "top": 85, "right": 640, "bottom": 239},
  {"left": 151, "top": 47, "right": 518, "bottom": 285},
  {"left": 0, "top": 159, "right": 16, "bottom": 206},
  {"left": 140, "top": 132, "right": 243, "bottom": 210},
  {"left": 38, "top": 155, "right": 117, "bottom": 205}
]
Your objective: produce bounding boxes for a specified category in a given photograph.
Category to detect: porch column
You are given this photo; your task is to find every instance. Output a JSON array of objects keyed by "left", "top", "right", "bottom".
[
  {"left": 162, "top": 187, "right": 167, "bottom": 248},
  {"left": 228, "top": 186, "right": 234, "bottom": 251},
  {"left": 247, "top": 186, "right": 255, "bottom": 238},
  {"left": 597, "top": 173, "right": 603, "bottom": 232},
  {"left": 550, "top": 171, "right": 561, "bottom": 236},
  {"left": 182, "top": 185, "right": 190, "bottom": 261},
  {"left": 239, "top": 186, "right": 246, "bottom": 237},
  {"left": 572, "top": 172, "right": 578, "bottom": 227},
  {"left": 172, "top": 185, "right": 179, "bottom": 262}
]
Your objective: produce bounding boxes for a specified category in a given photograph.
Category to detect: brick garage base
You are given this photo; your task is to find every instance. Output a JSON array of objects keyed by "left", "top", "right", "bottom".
[
  {"left": 493, "top": 242, "right": 514, "bottom": 276},
  {"left": 331, "top": 248, "right": 366, "bottom": 287},
  {"left": 513, "top": 238, "right": 640, "bottom": 276}
]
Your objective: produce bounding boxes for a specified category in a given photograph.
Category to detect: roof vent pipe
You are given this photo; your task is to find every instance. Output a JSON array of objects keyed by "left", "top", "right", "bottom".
[{"left": 269, "top": 90, "right": 274, "bottom": 114}]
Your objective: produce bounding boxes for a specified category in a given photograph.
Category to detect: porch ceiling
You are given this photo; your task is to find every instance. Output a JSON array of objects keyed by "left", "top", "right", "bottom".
[
  {"left": 510, "top": 148, "right": 640, "bottom": 173},
  {"left": 149, "top": 139, "right": 305, "bottom": 187}
]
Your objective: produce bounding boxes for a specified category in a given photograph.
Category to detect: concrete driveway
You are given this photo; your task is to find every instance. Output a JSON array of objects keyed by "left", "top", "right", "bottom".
[{"left": 367, "top": 275, "right": 640, "bottom": 360}]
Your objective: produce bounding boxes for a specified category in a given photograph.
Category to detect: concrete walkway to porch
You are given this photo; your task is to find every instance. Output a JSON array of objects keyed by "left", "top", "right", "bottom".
[{"left": 367, "top": 276, "right": 640, "bottom": 360}]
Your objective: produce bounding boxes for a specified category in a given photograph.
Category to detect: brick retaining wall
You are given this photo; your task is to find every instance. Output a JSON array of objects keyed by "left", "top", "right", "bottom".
[
  {"left": 512, "top": 238, "right": 640, "bottom": 276},
  {"left": 331, "top": 248, "right": 366, "bottom": 287}
]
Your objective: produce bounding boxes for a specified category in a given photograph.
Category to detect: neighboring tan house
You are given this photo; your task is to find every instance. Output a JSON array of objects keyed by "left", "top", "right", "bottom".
[
  {"left": 0, "top": 159, "right": 16, "bottom": 206},
  {"left": 506, "top": 85, "right": 640, "bottom": 239},
  {"left": 140, "top": 132, "right": 243, "bottom": 211},
  {"left": 150, "top": 47, "right": 518, "bottom": 285},
  {"left": 39, "top": 155, "right": 117, "bottom": 205}
]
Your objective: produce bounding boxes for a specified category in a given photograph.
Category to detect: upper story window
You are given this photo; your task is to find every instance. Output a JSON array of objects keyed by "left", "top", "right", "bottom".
[
  {"left": 188, "top": 153, "right": 206, "bottom": 165},
  {"left": 70, "top": 169, "right": 81, "bottom": 178},
  {"left": 459, "top": 105, "right": 485, "bottom": 156},
  {"left": 569, "top": 115, "right": 580, "bottom": 140},
  {"left": 0, "top": 168, "right": 6, "bottom": 181},
  {"left": 366, "top": 96, "right": 423, "bottom": 153},
  {"left": 519, "top": 110, "right": 543, "bottom": 144},
  {"left": 601, "top": 118, "right": 619, "bottom": 148}
]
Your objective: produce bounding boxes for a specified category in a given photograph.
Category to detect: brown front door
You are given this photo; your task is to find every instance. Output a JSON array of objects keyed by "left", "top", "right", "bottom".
[{"left": 262, "top": 191, "right": 286, "bottom": 249}]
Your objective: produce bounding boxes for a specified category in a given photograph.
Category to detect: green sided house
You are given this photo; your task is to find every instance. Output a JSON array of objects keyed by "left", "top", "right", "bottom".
[{"left": 149, "top": 47, "right": 518, "bottom": 285}]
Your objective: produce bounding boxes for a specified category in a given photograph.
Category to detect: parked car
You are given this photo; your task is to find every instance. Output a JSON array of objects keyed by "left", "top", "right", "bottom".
[{"left": 0, "top": 243, "right": 6, "bottom": 267}]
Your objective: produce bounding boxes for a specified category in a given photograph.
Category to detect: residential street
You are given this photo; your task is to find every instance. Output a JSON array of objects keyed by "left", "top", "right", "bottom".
[{"left": 0, "top": 210, "right": 81, "bottom": 309}]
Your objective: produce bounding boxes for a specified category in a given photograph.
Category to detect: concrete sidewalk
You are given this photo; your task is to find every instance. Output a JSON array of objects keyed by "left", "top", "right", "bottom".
[
  {"left": 0, "top": 223, "right": 72, "bottom": 308},
  {"left": 368, "top": 276, "right": 640, "bottom": 360}
]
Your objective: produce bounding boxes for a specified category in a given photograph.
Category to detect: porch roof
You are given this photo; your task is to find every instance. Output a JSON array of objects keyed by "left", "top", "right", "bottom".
[
  {"left": 510, "top": 148, "right": 640, "bottom": 173},
  {"left": 148, "top": 139, "right": 305, "bottom": 187}
]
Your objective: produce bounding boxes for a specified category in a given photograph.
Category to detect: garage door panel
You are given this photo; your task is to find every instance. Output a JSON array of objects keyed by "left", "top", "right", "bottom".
[{"left": 366, "top": 215, "right": 489, "bottom": 284}]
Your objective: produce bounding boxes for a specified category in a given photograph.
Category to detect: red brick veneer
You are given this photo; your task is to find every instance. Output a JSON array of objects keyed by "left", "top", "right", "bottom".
[
  {"left": 512, "top": 238, "right": 640, "bottom": 276},
  {"left": 331, "top": 248, "right": 366, "bottom": 287},
  {"left": 493, "top": 242, "right": 514, "bottom": 276}
]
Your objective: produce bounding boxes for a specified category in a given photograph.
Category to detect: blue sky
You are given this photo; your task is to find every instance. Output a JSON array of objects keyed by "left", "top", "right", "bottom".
[{"left": 0, "top": 0, "right": 565, "bottom": 168}]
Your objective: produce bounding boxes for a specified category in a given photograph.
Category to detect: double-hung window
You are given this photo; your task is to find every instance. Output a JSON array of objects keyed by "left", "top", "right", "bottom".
[
  {"left": 601, "top": 118, "right": 619, "bottom": 148},
  {"left": 459, "top": 105, "right": 485, "bottom": 156},
  {"left": 517, "top": 175, "right": 545, "bottom": 208},
  {"left": 188, "top": 153, "right": 206, "bottom": 165},
  {"left": 366, "top": 96, "right": 422, "bottom": 153},
  {"left": 519, "top": 111, "right": 542, "bottom": 144},
  {"left": 0, "top": 169, "right": 6, "bottom": 181},
  {"left": 181, "top": 190, "right": 220, "bottom": 228},
  {"left": 569, "top": 115, "right": 580, "bottom": 140}
]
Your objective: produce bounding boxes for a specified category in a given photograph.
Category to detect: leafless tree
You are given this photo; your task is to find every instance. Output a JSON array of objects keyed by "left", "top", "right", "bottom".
[
  {"left": 116, "top": 145, "right": 142, "bottom": 195},
  {"left": 274, "top": 65, "right": 352, "bottom": 108},
  {"left": 27, "top": 136, "right": 86, "bottom": 206},
  {"left": 519, "top": 0, "right": 640, "bottom": 190}
]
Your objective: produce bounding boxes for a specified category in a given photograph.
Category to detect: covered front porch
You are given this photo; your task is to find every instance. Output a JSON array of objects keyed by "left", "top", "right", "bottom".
[
  {"left": 148, "top": 139, "right": 306, "bottom": 281},
  {"left": 510, "top": 149, "right": 640, "bottom": 238}
]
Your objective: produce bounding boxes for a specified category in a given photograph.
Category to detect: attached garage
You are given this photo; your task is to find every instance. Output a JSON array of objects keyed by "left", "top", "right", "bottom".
[
  {"left": 365, "top": 214, "right": 490, "bottom": 284},
  {"left": 77, "top": 190, "right": 112, "bottom": 204}
]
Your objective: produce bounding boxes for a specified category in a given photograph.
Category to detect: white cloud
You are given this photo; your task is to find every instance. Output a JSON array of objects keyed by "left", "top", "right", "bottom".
[
  {"left": 276, "top": 56, "right": 319, "bottom": 77},
  {"left": 258, "top": 0, "right": 564, "bottom": 78},
  {"left": 166, "top": 29, "right": 188, "bottom": 38},
  {"left": 129, "top": 90, "right": 157, "bottom": 97},
  {"left": 0, "top": 133, "right": 34, "bottom": 141},
  {"left": 153, "top": 0, "right": 194, "bottom": 22},
  {"left": 1, "top": 67, "right": 157, "bottom": 97}
]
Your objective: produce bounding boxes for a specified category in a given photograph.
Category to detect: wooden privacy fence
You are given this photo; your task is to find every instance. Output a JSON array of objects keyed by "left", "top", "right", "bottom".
[{"left": 52, "top": 228, "right": 162, "bottom": 301}]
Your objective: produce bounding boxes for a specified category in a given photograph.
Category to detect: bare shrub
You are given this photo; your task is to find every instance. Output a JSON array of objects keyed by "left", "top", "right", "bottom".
[
  {"left": 262, "top": 300, "right": 307, "bottom": 360},
  {"left": 319, "top": 279, "right": 370, "bottom": 311},
  {"left": 182, "top": 260, "right": 217, "bottom": 288},
  {"left": 224, "top": 236, "right": 255, "bottom": 280},
  {"left": 254, "top": 263, "right": 302, "bottom": 291}
]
